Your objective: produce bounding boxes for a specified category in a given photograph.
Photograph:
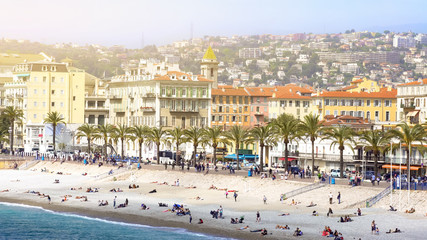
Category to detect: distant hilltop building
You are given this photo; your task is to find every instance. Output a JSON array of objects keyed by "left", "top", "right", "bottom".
[
  {"left": 239, "top": 48, "right": 261, "bottom": 59},
  {"left": 317, "top": 51, "right": 400, "bottom": 64},
  {"left": 393, "top": 35, "right": 416, "bottom": 48}
]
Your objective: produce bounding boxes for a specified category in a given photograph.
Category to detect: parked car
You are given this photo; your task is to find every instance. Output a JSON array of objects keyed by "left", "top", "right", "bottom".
[{"left": 331, "top": 169, "right": 347, "bottom": 178}]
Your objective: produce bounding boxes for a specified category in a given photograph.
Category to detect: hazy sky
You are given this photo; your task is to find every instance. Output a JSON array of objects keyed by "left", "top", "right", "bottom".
[{"left": 0, "top": 0, "right": 426, "bottom": 48}]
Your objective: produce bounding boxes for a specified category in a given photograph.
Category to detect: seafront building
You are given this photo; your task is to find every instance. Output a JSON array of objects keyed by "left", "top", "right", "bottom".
[{"left": 396, "top": 78, "right": 427, "bottom": 124}]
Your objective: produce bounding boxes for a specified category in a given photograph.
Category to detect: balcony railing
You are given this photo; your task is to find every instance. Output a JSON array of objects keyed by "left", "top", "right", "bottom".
[
  {"left": 170, "top": 108, "right": 199, "bottom": 113},
  {"left": 141, "top": 107, "right": 155, "bottom": 112}
]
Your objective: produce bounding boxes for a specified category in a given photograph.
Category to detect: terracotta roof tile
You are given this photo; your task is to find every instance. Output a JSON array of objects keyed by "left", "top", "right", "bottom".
[
  {"left": 212, "top": 87, "right": 249, "bottom": 96},
  {"left": 398, "top": 79, "right": 427, "bottom": 86}
]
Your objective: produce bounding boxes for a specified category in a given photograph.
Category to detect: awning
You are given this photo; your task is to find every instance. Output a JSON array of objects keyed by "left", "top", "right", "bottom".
[
  {"left": 381, "top": 164, "right": 420, "bottom": 171},
  {"left": 224, "top": 154, "right": 259, "bottom": 160},
  {"left": 407, "top": 111, "right": 419, "bottom": 117},
  {"left": 16, "top": 73, "right": 30, "bottom": 77},
  {"left": 279, "top": 157, "right": 297, "bottom": 161}
]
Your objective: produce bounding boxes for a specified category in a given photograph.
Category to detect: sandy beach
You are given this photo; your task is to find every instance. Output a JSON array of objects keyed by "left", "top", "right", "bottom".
[{"left": 1, "top": 161, "right": 427, "bottom": 239}]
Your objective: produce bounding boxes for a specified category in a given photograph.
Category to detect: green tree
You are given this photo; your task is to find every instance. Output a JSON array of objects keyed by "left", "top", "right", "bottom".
[
  {"left": 203, "top": 126, "right": 226, "bottom": 166},
  {"left": 223, "top": 126, "right": 253, "bottom": 170},
  {"left": 2, "top": 106, "right": 23, "bottom": 154},
  {"left": 114, "top": 124, "right": 132, "bottom": 158},
  {"left": 273, "top": 113, "right": 300, "bottom": 171},
  {"left": 43, "top": 111, "right": 65, "bottom": 153},
  {"left": 251, "top": 124, "right": 275, "bottom": 172},
  {"left": 131, "top": 125, "right": 152, "bottom": 163},
  {"left": 148, "top": 127, "right": 167, "bottom": 165},
  {"left": 359, "top": 129, "right": 391, "bottom": 177},
  {"left": 299, "top": 113, "right": 323, "bottom": 174},
  {"left": 76, "top": 123, "right": 99, "bottom": 154},
  {"left": 322, "top": 126, "right": 356, "bottom": 178},
  {"left": 390, "top": 123, "right": 426, "bottom": 188},
  {"left": 184, "top": 126, "right": 205, "bottom": 166},
  {"left": 97, "top": 124, "right": 115, "bottom": 157},
  {"left": 167, "top": 127, "right": 187, "bottom": 165}
]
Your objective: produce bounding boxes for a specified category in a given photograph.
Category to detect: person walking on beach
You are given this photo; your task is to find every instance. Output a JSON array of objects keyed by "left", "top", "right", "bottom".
[
  {"left": 225, "top": 191, "right": 229, "bottom": 198},
  {"left": 219, "top": 206, "right": 223, "bottom": 219},
  {"left": 113, "top": 196, "right": 117, "bottom": 208},
  {"left": 371, "top": 220, "right": 376, "bottom": 234},
  {"left": 256, "top": 211, "right": 261, "bottom": 222},
  {"left": 337, "top": 192, "right": 341, "bottom": 204},
  {"left": 234, "top": 192, "right": 238, "bottom": 202},
  {"left": 263, "top": 195, "right": 267, "bottom": 204},
  {"left": 125, "top": 198, "right": 129, "bottom": 206},
  {"left": 329, "top": 192, "right": 333, "bottom": 204},
  {"left": 47, "top": 195, "right": 51, "bottom": 204},
  {"left": 189, "top": 214, "right": 192, "bottom": 224}
]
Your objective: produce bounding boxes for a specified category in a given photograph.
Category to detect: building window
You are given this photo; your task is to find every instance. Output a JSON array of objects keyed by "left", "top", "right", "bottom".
[
  {"left": 326, "top": 110, "right": 330, "bottom": 115},
  {"left": 375, "top": 111, "right": 379, "bottom": 119},
  {"left": 244, "top": 106, "right": 248, "bottom": 112},
  {"left": 210, "top": 68, "right": 214, "bottom": 77},
  {"left": 161, "top": 116, "right": 168, "bottom": 126},
  {"left": 98, "top": 115, "right": 105, "bottom": 125},
  {"left": 34, "top": 102, "right": 37, "bottom": 107},
  {"left": 334, "top": 110, "right": 338, "bottom": 116},
  {"left": 52, "top": 77, "right": 55, "bottom": 83},
  {"left": 43, "top": 102, "right": 46, "bottom": 107},
  {"left": 226, "top": 96, "right": 230, "bottom": 104},
  {"left": 43, "top": 76, "right": 46, "bottom": 82},
  {"left": 51, "top": 102, "right": 55, "bottom": 107},
  {"left": 61, "top": 90, "right": 64, "bottom": 95},
  {"left": 219, "top": 96, "right": 223, "bottom": 103},
  {"left": 33, "top": 114, "right": 37, "bottom": 119},
  {"left": 374, "top": 100, "right": 380, "bottom": 107},
  {"left": 212, "top": 96, "right": 216, "bottom": 103},
  {"left": 34, "top": 89, "right": 37, "bottom": 94},
  {"left": 172, "top": 88, "right": 176, "bottom": 96},
  {"left": 386, "top": 111, "right": 390, "bottom": 121},
  {"left": 289, "top": 101, "right": 293, "bottom": 107},
  {"left": 34, "top": 77, "right": 38, "bottom": 82},
  {"left": 325, "top": 99, "right": 329, "bottom": 106},
  {"left": 385, "top": 100, "right": 391, "bottom": 107},
  {"left": 367, "top": 111, "right": 371, "bottom": 119},
  {"left": 202, "top": 89, "right": 207, "bottom": 97},
  {"left": 88, "top": 115, "right": 95, "bottom": 124},
  {"left": 52, "top": 90, "right": 55, "bottom": 95},
  {"left": 219, "top": 106, "right": 223, "bottom": 112},
  {"left": 232, "top": 96, "right": 236, "bottom": 103},
  {"left": 226, "top": 106, "right": 229, "bottom": 113},
  {"left": 60, "top": 77, "right": 64, "bottom": 83},
  {"left": 366, "top": 100, "right": 370, "bottom": 106},
  {"left": 73, "top": 96, "right": 76, "bottom": 101},
  {"left": 296, "top": 101, "right": 300, "bottom": 107},
  {"left": 212, "top": 115, "right": 215, "bottom": 122},
  {"left": 172, "top": 116, "right": 176, "bottom": 126},
  {"left": 341, "top": 111, "right": 345, "bottom": 115},
  {"left": 226, "top": 116, "right": 229, "bottom": 122},
  {"left": 60, "top": 102, "right": 64, "bottom": 108},
  {"left": 43, "top": 89, "right": 46, "bottom": 95},
  {"left": 161, "top": 88, "right": 166, "bottom": 96}
]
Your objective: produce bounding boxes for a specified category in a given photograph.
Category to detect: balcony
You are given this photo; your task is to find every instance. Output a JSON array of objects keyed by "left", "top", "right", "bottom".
[
  {"left": 109, "top": 95, "right": 122, "bottom": 99},
  {"left": 142, "top": 93, "right": 157, "bottom": 98},
  {"left": 401, "top": 103, "right": 415, "bottom": 109},
  {"left": 141, "top": 107, "right": 155, "bottom": 112},
  {"left": 254, "top": 112, "right": 264, "bottom": 116},
  {"left": 170, "top": 108, "right": 199, "bottom": 113}
]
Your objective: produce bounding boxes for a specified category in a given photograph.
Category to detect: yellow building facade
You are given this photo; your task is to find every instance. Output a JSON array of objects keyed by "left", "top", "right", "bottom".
[
  {"left": 268, "top": 84, "right": 314, "bottom": 120},
  {"left": 313, "top": 87, "right": 397, "bottom": 122}
]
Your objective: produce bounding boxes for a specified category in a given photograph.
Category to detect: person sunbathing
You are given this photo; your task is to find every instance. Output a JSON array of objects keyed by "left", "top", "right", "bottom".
[
  {"left": 307, "top": 201, "right": 317, "bottom": 207},
  {"left": 405, "top": 208, "right": 415, "bottom": 213},
  {"left": 198, "top": 219, "right": 203, "bottom": 224},
  {"left": 278, "top": 213, "right": 290, "bottom": 216},
  {"left": 209, "top": 185, "right": 217, "bottom": 190},
  {"left": 140, "top": 203, "right": 149, "bottom": 210},
  {"left": 185, "top": 186, "right": 197, "bottom": 189},
  {"left": 61, "top": 196, "right": 68, "bottom": 202},
  {"left": 312, "top": 211, "right": 318, "bottom": 216},
  {"left": 158, "top": 203, "right": 168, "bottom": 207},
  {"left": 238, "top": 225, "right": 249, "bottom": 230},
  {"left": 276, "top": 225, "right": 290, "bottom": 230},
  {"left": 1, "top": 189, "right": 9, "bottom": 192},
  {"left": 293, "top": 228, "right": 303, "bottom": 236},
  {"left": 149, "top": 189, "right": 157, "bottom": 193},
  {"left": 158, "top": 182, "right": 168, "bottom": 185},
  {"left": 261, "top": 228, "right": 268, "bottom": 236},
  {"left": 110, "top": 188, "right": 117, "bottom": 192},
  {"left": 389, "top": 206, "right": 397, "bottom": 211}
]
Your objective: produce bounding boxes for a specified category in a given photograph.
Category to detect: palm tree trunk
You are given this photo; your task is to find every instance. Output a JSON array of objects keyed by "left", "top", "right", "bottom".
[
  {"left": 284, "top": 140, "right": 289, "bottom": 172},
  {"left": 10, "top": 121, "right": 14, "bottom": 155},
  {"left": 407, "top": 148, "right": 411, "bottom": 190},
  {"left": 339, "top": 146, "right": 344, "bottom": 178},
  {"left": 53, "top": 124, "right": 56, "bottom": 152},
  {"left": 121, "top": 138, "right": 124, "bottom": 159},
  {"left": 193, "top": 144, "right": 197, "bottom": 166},
  {"left": 104, "top": 138, "right": 108, "bottom": 158},
  {"left": 260, "top": 143, "right": 264, "bottom": 172},
  {"left": 311, "top": 140, "right": 315, "bottom": 174},
  {"left": 88, "top": 137, "right": 91, "bottom": 154},
  {"left": 139, "top": 141, "right": 143, "bottom": 163},
  {"left": 176, "top": 142, "right": 180, "bottom": 165},
  {"left": 236, "top": 146, "right": 240, "bottom": 170},
  {"left": 374, "top": 150, "right": 378, "bottom": 177},
  {"left": 213, "top": 143, "right": 217, "bottom": 166},
  {"left": 157, "top": 143, "right": 160, "bottom": 164}
]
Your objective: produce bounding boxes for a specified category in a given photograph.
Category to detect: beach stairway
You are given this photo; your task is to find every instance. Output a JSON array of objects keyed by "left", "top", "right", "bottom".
[
  {"left": 283, "top": 181, "right": 326, "bottom": 199},
  {"left": 365, "top": 185, "right": 392, "bottom": 208},
  {"left": 18, "top": 160, "right": 40, "bottom": 170}
]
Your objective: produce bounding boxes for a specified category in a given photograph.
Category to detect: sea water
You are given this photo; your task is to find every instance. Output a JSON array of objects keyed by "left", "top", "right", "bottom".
[{"left": 0, "top": 203, "right": 232, "bottom": 240}]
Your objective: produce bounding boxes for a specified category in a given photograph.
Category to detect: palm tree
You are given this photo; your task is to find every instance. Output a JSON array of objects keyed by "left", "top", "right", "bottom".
[
  {"left": 299, "top": 113, "right": 323, "bottom": 174},
  {"left": 223, "top": 125, "right": 252, "bottom": 170},
  {"left": 251, "top": 124, "right": 275, "bottom": 172},
  {"left": 359, "top": 129, "right": 391, "bottom": 177},
  {"left": 184, "top": 126, "right": 205, "bottom": 166},
  {"left": 203, "top": 126, "right": 225, "bottom": 166},
  {"left": 148, "top": 127, "right": 167, "bottom": 165},
  {"left": 273, "top": 113, "right": 300, "bottom": 172},
  {"left": 132, "top": 125, "right": 151, "bottom": 163},
  {"left": 97, "top": 124, "right": 115, "bottom": 157},
  {"left": 43, "top": 111, "right": 65, "bottom": 153},
  {"left": 167, "top": 127, "right": 187, "bottom": 165},
  {"left": 76, "top": 123, "right": 99, "bottom": 154},
  {"left": 390, "top": 123, "right": 426, "bottom": 188},
  {"left": 322, "top": 126, "right": 356, "bottom": 178},
  {"left": 114, "top": 124, "right": 132, "bottom": 159},
  {"left": 3, "top": 106, "right": 24, "bottom": 154}
]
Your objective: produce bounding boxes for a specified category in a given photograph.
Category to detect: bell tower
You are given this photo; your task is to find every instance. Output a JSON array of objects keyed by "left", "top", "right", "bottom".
[{"left": 201, "top": 46, "right": 219, "bottom": 88}]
